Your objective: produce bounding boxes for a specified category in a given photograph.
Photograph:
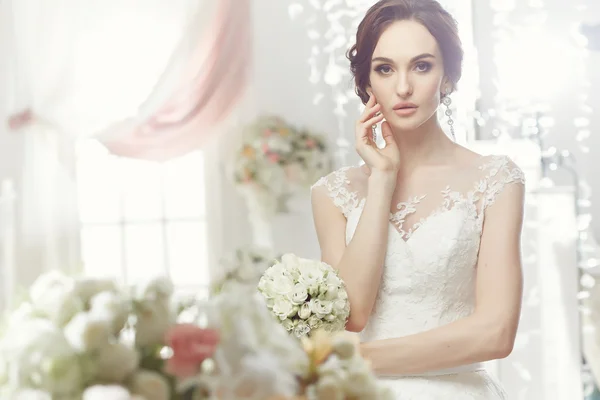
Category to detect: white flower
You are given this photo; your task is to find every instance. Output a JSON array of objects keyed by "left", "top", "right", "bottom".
[
  {"left": 82, "top": 385, "right": 132, "bottom": 400},
  {"left": 63, "top": 312, "right": 111, "bottom": 352},
  {"left": 315, "top": 375, "right": 345, "bottom": 400},
  {"left": 288, "top": 284, "right": 308, "bottom": 305},
  {"left": 134, "top": 298, "right": 174, "bottom": 347},
  {"left": 293, "top": 320, "right": 311, "bottom": 338},
  {"left": 1, "top": 319, "right": 82, "bottom": 396},
  {"left": 95, "top": 343, "right": 139, "bottom": 383},
  {"left": 272, "top": 297, "right": 295, "bottom": 320},
  {"left": 297, "top": 264, "right": 323, "bottom": 290},
  {"left": 73, "top": 278, "right": 118, "bottom": 304},
  {"left": 29, "top": 271, "right": 83, "bottom": 326},
  {"left": 298, "top": 303, "right": 311, "bottom": 320},
  {"left": 12, "top": 389, "right": 52, "bottom": 400},
  {"left": 310, "top": 299, "right": 333, "bottom": 318},
  {"left": 133, "top": 276, "right": 173, "bottom": 302},
  {"left": 270, "top": 275, "right": 295, "bottom": 296},
  {"left": 307, "top": 315, "right": 323, "bottom": 329},
  {"left": 129, "top": 370, "right": 169, "bottom": 400},
  {"left": 89, "top": 291, "right": 130, "bottom": 334}
]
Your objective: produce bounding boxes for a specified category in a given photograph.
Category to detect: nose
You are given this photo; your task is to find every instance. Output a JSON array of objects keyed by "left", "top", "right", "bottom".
[{"left": 395, "top": 72, "right": 413, "bottom": 98}]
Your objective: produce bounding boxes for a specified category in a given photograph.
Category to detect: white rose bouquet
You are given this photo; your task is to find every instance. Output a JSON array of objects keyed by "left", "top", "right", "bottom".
[{"left": 258, "top": 253, "right": 350, "bottom": 338}]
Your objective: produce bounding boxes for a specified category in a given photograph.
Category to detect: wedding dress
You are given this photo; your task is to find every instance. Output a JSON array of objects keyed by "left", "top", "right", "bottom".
[{"left": 311, "top": 154, "right": 525, "bottom": 399}]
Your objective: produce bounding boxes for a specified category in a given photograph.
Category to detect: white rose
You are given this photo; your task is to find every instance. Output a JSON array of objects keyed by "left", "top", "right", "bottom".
[
  {"left": 13, "top": 389, "right": 52, "bottom": 400},
  {"left": 298, "top": 265, "right": 324, "bottom": 292},
  {"left": 271, "top": 275, "right": 294, "bottom": 296},
  {"left": 298, "top": 303, "right": 312, "bottom": 319},
  {"left": 310, "top": 299, "right": 333, "bottom": 317},
  {"left": 332, "top": 299, "right": 349, "bottom": 314},
  {"left": 29, "top": 271, "right": 83, "bottom": 326},
  {"left": 89, "top": 291, "right": 130, "bottom": 334},
  {"left": 83, "top": 385, "right": 132, "bottom": 400},
  {"left": 129, "top": 370, "right": 169, "bottom": 400},
  {"left": 64, "top": 312, "right": 111, "bottom": 352},
  {"left": 325, "top": 271, "right": 342, "bottom": 287},
  {"left": 288, "top": 284, "right": 308, "bottom": 305},
  {"left": 307, "top": 315, "right": 323, "bottom": 329},
  {"left": 95, "top": 343, "right": 139, "bottom": 383},
  {"left": 322, "top": 284, "right": 342, "bottom": 300},
  {"left": 272, "top": 297, "right": 295, "bottom": 320},
  {"left": 134, "top": 299, "right": 174, "bottom": 347}
]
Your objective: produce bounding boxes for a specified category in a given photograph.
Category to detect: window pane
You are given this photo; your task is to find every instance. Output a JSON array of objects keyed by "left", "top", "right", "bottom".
[
  {"left": 76, "top": 141, "right": 122, "bottom": 224},
  {"left": 167, "top": 221, "right": 209, "bottom": 287},
  {"left": 119, "top": 159, "right": 163, "bottom": 221},
  {"left": 162, "top": 151, "right": 206, "bottom": 219},
  {"left": 124, "top": 223, "right": 165, "bottom": 282},
  {"left": 81, "top": 226, "right": 123, "bottom": 280}
]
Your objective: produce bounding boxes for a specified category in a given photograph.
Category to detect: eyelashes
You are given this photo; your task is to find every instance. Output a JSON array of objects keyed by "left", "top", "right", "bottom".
[{"left": 373, "top": 61, "right": 433, "bottom": 75}]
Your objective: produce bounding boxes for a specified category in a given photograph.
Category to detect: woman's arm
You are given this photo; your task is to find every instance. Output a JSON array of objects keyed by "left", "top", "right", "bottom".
[
  {"left": 360, "top": 181, "right": 525, "bottom": 375},
  {"left": 311, "top": 170, "right": 395, "bottom": 332}
]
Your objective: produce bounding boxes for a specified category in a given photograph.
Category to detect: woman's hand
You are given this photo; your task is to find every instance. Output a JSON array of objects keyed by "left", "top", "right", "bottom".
[{"left": 355, "top": 94, "right": 401, "bottom": 175}]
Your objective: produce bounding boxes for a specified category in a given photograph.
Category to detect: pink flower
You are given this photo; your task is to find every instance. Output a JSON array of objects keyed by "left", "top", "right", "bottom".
[
  {"left": 305, "top": 139, "right": 316, "bottom": 148},
  {"left": 268, "top": 154, "right": 280, "bottom": 163},
  {"left": 164, "top": 324, "right": 219, "bottom": 378}
]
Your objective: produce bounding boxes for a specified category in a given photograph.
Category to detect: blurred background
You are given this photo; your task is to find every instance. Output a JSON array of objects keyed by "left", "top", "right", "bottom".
[{"left": 0, "top": 0, "right": 599, "bottom": 398}]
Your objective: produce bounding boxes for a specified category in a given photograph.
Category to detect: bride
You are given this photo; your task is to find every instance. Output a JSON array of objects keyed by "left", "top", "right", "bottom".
[{"left": 310, "top": 0, "right": 525, "bottom": 398}]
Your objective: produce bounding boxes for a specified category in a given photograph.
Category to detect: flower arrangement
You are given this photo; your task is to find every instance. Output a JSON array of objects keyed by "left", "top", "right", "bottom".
[
  {"left": 0, "top": 256, "right": 388, "bottom": 400},
  {"left": 257, "top": 254, "right": 350, "bottom": 339},
  {"left": 0, "top": 271, "right": 217, "bottom": 400},
  {"left": 231, "top": 115, "right": 331, "bottom": 216},
  {"left": 298, "top": 330, "right": 394, "bottom": 400}
]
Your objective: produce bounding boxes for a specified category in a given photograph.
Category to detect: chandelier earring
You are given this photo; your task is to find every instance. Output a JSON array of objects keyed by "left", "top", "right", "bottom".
[
  {"left": 442, "top": 87, "right": 456, "bottom": 141},
  {"left": 372, "top": 111, "right": 381, "bottom": 143}
]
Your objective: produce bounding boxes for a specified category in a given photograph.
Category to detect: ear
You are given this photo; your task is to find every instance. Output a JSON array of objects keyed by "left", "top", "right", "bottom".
[
  {"left": 441, "top": 78, "right": 453, "bottom": 96},
  {"left": 366, "top": 86, "right": 373, "bottom": 96}
]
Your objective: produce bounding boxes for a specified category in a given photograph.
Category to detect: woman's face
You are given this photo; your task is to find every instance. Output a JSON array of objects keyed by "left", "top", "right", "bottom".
[{"left": 369, "top": 19, "right": 449, "bottom": 132}]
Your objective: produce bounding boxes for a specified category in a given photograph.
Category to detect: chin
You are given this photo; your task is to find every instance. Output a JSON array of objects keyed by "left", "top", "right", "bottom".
[{"left": 388, "top": 116, "right": 427, "bottom": 132}]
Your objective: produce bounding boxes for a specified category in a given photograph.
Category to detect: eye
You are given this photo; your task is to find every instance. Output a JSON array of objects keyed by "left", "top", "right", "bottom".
[
  {"left": 374, "top": 65, "right": 393, "bottom": 75},
  {"left": 414, "top": 61, "right": 432, "bottom": 73}
]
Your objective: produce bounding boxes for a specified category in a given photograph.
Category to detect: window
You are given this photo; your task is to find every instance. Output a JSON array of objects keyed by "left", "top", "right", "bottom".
[{"left": 75, "top": 139, "right": 211, "bottom": 298}]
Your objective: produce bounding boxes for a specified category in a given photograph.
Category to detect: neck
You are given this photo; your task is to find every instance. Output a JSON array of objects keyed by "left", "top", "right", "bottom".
[{"left": 391, "top": 116, "right": 455, "bottom": 176}]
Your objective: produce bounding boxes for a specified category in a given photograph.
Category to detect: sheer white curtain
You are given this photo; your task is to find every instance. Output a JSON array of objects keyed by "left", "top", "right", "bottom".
[{"left": 0, "top": 0, "right": 233, "bottom": 294}]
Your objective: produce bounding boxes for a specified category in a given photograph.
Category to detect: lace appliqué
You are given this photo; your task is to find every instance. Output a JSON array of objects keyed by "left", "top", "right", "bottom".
[
  {"left": 479, "top": 156, "right": 526, "bottom": 210},
  {"left": 311, "top": 167, "right": 360, "bottom": 217}
]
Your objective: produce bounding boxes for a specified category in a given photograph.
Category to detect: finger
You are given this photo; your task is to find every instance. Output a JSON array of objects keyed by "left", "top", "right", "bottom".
[
  {"left": 359, "top": 99, "right": 381, "bottom": 123},
  {"left": 363, "top": 113, "right": 384, "bottom": 131},
  {"left": 381, "top": 121, "right": 396, "bottom": 146}
]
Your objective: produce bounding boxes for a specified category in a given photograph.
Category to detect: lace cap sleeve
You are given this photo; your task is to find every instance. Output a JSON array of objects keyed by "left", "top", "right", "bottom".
[
  {"left": 481, "top": 156, "right": 526, "bottom": 211},
  {"left": 310, "top": 166, "right": 362, "bottom": 217}
]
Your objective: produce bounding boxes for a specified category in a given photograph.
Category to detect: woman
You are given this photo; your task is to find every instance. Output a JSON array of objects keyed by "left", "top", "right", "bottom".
[{"left": 310, "top": 0, "right": 525, "bottom": 398}]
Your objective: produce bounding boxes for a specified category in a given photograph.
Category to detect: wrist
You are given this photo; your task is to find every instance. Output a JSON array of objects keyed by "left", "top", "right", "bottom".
[{"left": 368, "top": 169, "right": 397, "bottom": 193}]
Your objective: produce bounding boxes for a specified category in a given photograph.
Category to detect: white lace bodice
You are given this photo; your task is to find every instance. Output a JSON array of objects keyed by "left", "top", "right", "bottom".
[{"left": 311, "top": 155, "right": 526, "bottom": 342}]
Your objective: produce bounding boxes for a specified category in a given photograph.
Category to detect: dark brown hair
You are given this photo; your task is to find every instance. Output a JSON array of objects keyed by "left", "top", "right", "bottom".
[{"left": 347, "top": 0, "right": 463, "bottom": 103}]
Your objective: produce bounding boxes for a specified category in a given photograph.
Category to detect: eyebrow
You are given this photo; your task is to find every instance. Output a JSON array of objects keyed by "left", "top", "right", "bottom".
[{"left": 371, "top": 53, "right": 436, "bottom": 63}]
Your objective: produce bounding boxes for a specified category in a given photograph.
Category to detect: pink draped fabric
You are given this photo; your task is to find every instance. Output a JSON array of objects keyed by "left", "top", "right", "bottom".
[
  {"left": 7, "top": 0, "right": 251, "bottom": 162},
  {"left": 98, "top": 0, "right": 252, "bottom": 161}
]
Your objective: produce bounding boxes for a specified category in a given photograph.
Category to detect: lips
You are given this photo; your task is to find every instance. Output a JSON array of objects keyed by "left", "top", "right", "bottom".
[{"left": 393, "top": 103, "right": 418, "bottom": 116}]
